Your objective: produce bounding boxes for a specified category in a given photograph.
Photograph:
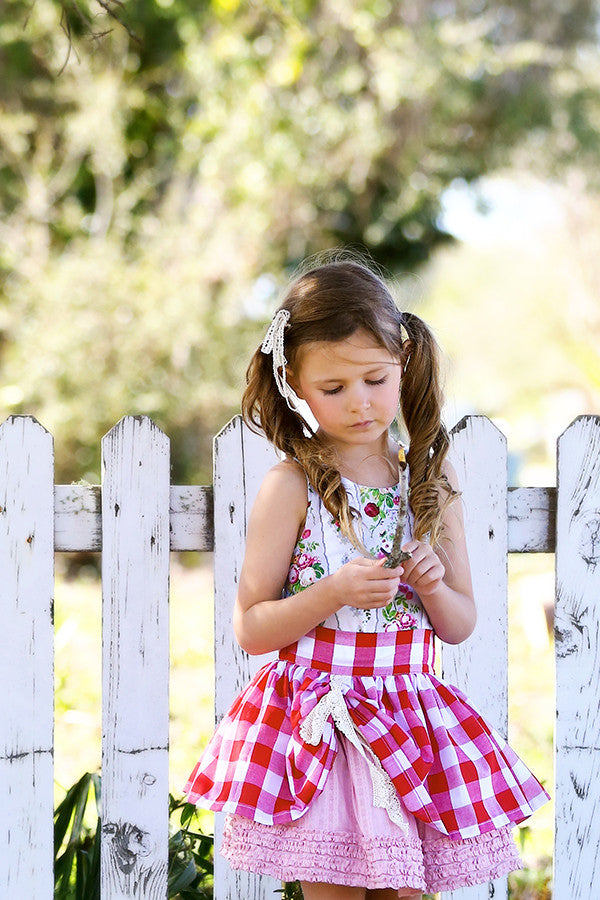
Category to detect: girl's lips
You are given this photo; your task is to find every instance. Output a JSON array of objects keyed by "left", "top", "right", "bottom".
[{"left": 351, "top": 420, "right": 373, "bottom": 428}]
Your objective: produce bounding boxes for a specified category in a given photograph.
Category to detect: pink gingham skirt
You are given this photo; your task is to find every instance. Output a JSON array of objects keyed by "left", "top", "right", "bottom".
[{"left": 185, "top": 626, "right": 549, "bottom": 843}]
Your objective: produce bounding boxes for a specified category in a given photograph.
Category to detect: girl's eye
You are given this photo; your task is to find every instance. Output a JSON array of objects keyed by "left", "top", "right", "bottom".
[
  {"left": 323, "top": 386, "right": 343, "bottom": 395},
  {"left": 366, "top": 377, "right": 387, "bottom": 386}
]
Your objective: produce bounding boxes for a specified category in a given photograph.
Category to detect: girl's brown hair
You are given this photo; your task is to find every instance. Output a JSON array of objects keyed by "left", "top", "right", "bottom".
[{"left": 242, "top": 259, "right": 456, "bottom": 548}]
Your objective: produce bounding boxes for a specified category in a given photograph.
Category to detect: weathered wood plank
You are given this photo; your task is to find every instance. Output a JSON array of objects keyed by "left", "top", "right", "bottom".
[
  {"left": 169, "top": 485, "right": 214, "bottom": 552},
  {"left": 54, "top": 484, "right": 214, "bottom": 552},
  {"left": 213, "top": 416, "right": 280, "bottom": 900},
  {"left": 508, "top": 486, "right": 556, "bottom": 553},
  {"left": 101, "top": 416, "right": 170, "bottom": 899},
  {"left": 54, "top": 483, "right": 102, "bottom": 550},
  {"left": 54, "top": 483, "right": 556, "bottom": 555},
  {"left": 443, "top": 416, "right": 509, "bottom": 900},
  {"left": 555, "top": 415, "right": 600, "bottom": 898},
  {"left": 0, "top": 416, "right": 54, "bottom": 897}
]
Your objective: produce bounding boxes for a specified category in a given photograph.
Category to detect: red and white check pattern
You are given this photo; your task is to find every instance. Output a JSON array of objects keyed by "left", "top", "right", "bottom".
[{"left": 184, "top": 626, "right": 549, "bottom": 839}]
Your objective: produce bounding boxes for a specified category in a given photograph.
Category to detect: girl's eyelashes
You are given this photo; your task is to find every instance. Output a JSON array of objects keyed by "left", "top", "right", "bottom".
[{"left": 322, "top": 376, "right": 388, "bottom": 395}]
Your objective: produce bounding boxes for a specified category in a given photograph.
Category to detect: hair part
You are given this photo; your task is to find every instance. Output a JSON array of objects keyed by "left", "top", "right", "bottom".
[{"left": 242, "top": 259, "right": 456, "bottom": 551}]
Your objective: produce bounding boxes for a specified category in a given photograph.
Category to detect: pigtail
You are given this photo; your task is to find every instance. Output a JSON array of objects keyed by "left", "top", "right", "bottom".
[
  {"left": 400, "top": 312, "right": 458, "bottom": 546},
  {"left": 242, "top": 345, "right": 304, "bottom": 457}
]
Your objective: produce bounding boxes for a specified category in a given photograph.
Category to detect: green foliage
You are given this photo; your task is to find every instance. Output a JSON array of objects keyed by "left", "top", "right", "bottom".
[
  {"left": 1, "top": 0, "right": 600, "bottom": 480},
  {"left": 53, "top": 773, "right": 214, "bottom": 899},
  {"left": 168, "top": 796, "right": 214, "bottom": 899},
  {"left": 54, "top": 773, "right": 101, "bottom": 900},
  {"left": 508, "top": 858, "right": 553, "bottom": 899}
]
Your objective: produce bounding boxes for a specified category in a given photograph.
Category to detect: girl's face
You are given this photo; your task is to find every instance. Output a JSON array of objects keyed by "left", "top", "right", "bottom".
[{"left": 288, "top": 329, "right": 402, "bottom": 453}]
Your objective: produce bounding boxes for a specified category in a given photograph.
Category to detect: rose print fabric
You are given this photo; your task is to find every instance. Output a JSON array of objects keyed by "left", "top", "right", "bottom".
[{"left": 284, "top": 476, "right": 429, "bottom": 632}]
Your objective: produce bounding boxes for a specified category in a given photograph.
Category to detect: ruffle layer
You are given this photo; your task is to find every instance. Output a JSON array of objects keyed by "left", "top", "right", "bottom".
[
  {"left": 222, "top": 815, "right": 427, "bottom": 890},
  {"left": 222, "top": 816, "right": 522, "bottom": 892},
  {"left": 423, "top": 824, "right": 523, "bottom": 892}
]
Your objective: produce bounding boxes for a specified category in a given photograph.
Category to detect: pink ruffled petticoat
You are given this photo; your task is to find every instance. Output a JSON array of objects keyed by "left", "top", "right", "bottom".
[{"left": 222, "top": 736, "right": 523, "bottom": 893}]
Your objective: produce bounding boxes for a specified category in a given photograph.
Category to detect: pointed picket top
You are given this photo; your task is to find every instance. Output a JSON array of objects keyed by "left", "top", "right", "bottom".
[
  {"left": 555, "top": 415, "right": 600, "bottom": 899},
  {"left": 101, "top": 415, "right": 171, "bottom": 899},
  {"left": 0, "top": 415, "right": 54, "bottom": 898}
]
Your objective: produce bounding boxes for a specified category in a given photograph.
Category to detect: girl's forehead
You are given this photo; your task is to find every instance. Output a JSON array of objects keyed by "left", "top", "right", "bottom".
[{"left": 297, "top": 331, "right": 399, "bottom": 373}]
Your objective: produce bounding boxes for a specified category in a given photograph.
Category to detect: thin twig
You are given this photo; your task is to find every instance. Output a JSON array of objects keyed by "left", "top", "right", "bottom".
[
  {"left": 383, "top": 447, "right": 412, "bottom": 568},
  {"left": 95, "top": 0, "right": 142, "bottom": 45}
]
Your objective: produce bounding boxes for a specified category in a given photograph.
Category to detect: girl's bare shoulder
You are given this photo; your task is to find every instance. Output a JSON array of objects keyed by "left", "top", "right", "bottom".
[{"left": 255, "top": 457, "right": 308, "bottom": 512}]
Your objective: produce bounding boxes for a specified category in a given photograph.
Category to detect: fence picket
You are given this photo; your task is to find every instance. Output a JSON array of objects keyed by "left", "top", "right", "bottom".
[
  {"left": 555, "top": 416, "right": 600, "bottom": 898},
  {"left": 0, "top": 416, "right": 54, "bottom": 897},
  {"left": 100, "top": 416, "right": 171, "bottom": 899},
  {"left": 443, "top": 416, "right": 509, "bottom": 900},
  {"left": 212, "top": 416, "right": 280, "bottom": 900}
]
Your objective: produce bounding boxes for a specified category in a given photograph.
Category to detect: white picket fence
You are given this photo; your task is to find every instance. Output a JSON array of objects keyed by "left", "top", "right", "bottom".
[{"left": 1, "top": 413, "right": 599, "bottom": 899}]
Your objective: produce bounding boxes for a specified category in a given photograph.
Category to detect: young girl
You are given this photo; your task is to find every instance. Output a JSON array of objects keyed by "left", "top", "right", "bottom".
[{"left": 185, "top": 259, "right": 549, "bottom": 898}]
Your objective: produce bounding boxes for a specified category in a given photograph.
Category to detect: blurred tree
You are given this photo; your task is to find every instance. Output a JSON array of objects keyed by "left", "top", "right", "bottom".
[
  {"left": 1, "top": 0, "right": 599, "bottom": 480},
  {"left": 421, "top": 172, "right": 600, "bottom": 483}
]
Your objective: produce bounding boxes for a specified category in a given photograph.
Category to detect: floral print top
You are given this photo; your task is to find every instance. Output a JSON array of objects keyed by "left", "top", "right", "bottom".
[{"left": 283, "top": 475, "right": 431, "bottom": 633}]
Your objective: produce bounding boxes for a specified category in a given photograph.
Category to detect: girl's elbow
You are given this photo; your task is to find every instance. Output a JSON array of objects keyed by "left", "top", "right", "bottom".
[
  {"left": 458, "top": 603, "right": 477, "bottom": 643},
  {"left": 233, "top": 606, "right": 251, "bottom": 653},
  {"left": 438, "top": 597, "right": 477, "bottom": 644},
  {"left": 233, "top": 606, "right": 268, "bottom": 655}
]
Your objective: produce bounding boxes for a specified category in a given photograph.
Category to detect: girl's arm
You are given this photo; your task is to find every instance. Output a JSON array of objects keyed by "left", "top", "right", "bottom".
[
  {"left": 233, "top": 459, "right": 403, "bottom": 655},
  {"left": 400, "top": 460, "right": 476, "bottom": 644}
]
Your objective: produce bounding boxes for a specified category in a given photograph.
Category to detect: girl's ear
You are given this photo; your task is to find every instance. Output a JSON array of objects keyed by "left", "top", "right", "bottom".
[{"left": 286, "top": 367, "right": 303, "bottom": 399}]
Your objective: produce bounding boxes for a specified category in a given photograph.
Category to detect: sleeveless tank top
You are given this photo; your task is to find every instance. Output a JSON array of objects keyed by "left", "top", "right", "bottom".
[{"left": 283, "top": 475, "right": 432, "bottom": 632}]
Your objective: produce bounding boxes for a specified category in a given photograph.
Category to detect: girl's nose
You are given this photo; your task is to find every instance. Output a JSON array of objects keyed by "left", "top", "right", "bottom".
[{"left": 348, "top": 385, "right": 370, "bottom": 412}]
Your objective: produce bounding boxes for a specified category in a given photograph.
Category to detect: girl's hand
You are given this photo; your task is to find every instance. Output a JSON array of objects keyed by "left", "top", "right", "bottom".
[
  {"left": 330, "top": 556, "right": 403, "bottom": 610},
  {"left": 399, "top": 540, "right": 446, "bottom": 599}
]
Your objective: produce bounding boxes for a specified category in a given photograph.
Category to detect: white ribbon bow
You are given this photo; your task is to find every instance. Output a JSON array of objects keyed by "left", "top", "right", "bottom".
[
  {"left": 261, "top": 308, "right": 312, "bottom": 426},
  {"left": 299, "top": 674, "right": 410, "bottom": 832}
]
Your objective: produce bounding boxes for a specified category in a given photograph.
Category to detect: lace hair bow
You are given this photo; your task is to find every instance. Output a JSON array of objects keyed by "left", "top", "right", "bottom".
[{"left": 261, "top": 308, "right": 297, "bottom": 411}]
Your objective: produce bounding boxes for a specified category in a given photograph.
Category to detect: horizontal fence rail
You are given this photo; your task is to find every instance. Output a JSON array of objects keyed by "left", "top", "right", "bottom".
[
  {"left": 53, "top": 483, "right": 555, "bottom": 554},
  {"left": 0, "top": 413, "right": 599, "bottom": 900}
]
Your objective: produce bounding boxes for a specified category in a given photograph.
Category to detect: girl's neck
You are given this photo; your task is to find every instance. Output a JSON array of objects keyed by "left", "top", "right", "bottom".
[{"left": 336, "top": 436, "right": 399, "bottom": 487}]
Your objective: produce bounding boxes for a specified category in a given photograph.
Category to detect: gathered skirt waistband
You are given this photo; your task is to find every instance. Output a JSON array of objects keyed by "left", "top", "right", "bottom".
[{"left": 278, "top": 626, "right": 435, "bottom": 676}]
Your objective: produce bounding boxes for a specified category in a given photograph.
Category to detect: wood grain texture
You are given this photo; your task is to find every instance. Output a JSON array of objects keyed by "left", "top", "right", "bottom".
[
  {"left": 54, "top": 484, "right": 213, "bottom": 552},
  {"left": 53, "top": 484, "right": 555, "bottom": 555},
  {"left": 54, "top": 483, "right": 102, "bottom": 550},
  {"left": 0, "top": 416, "right": 54, "bottom": 897},
  {"left": 508, "top": 486, "right": 555, "bottom": 553},
  {"left": 555, "top": 416, "right": 600, "bottom": 898},
  {"left": 169, "top": 485, "right": 213, "bottom": 551},
  {"left": 101, "top": 416, "right": 170, "bottom": 899},
  {"left": 443, "top": 416, "right": 509, "bottom": 900},
  {"left": 212, "top": 416, "right": 280, "bottom": 900}
]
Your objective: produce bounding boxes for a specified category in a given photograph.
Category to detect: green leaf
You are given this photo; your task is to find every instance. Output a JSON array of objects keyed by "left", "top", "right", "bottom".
[
  {"left": 168, "top": 856, "right": 198, "bottom": 894},
  {"left": 180, "top": 802, "right": 196, "bottom": 829}
]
